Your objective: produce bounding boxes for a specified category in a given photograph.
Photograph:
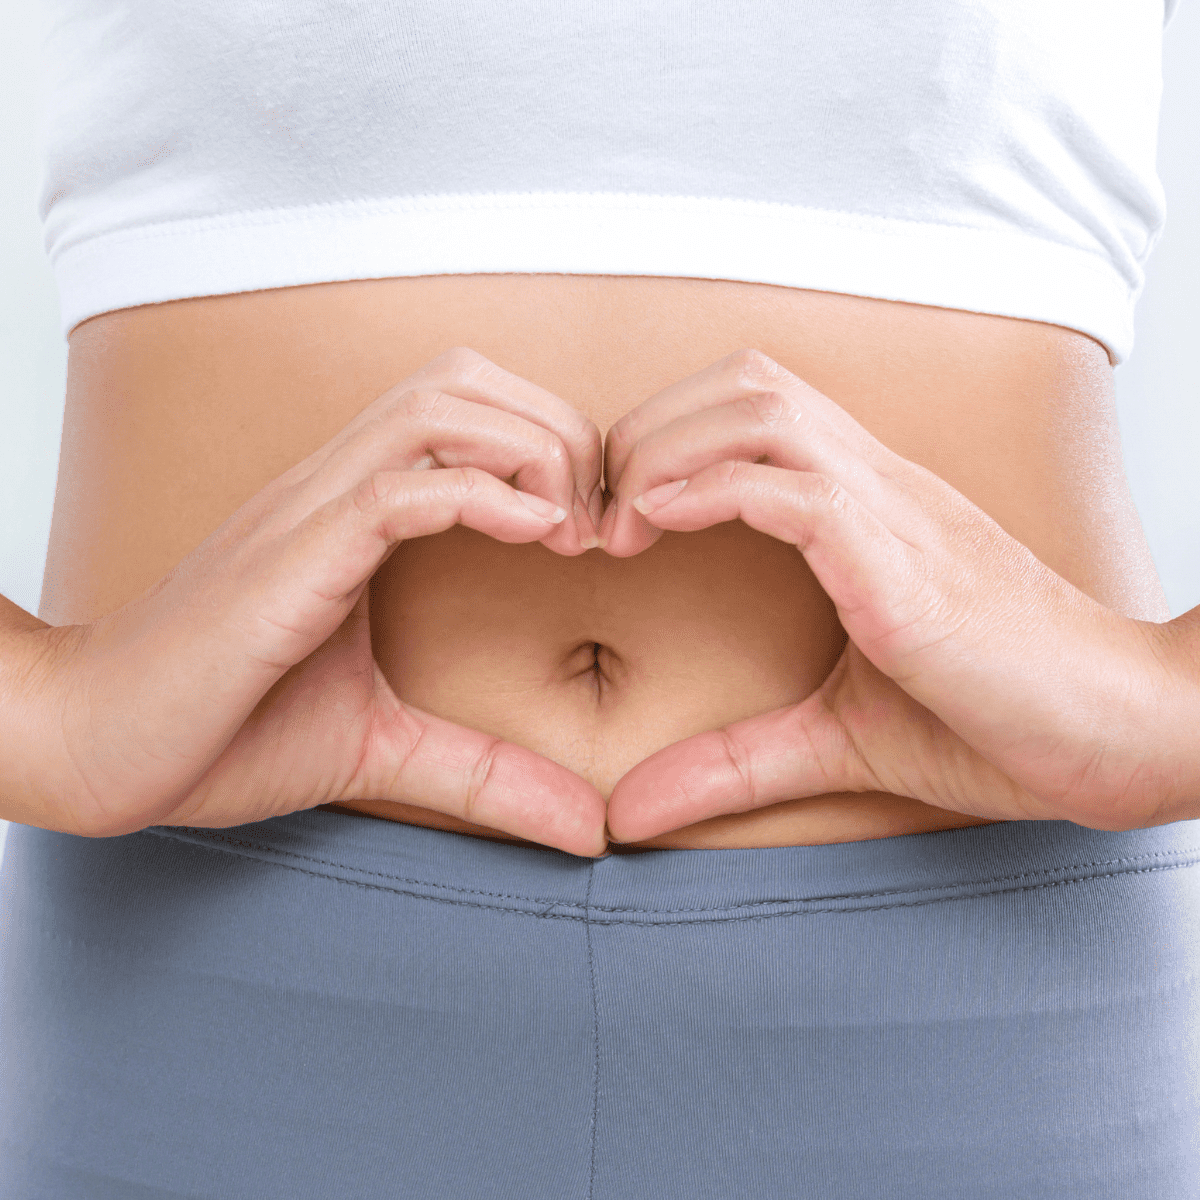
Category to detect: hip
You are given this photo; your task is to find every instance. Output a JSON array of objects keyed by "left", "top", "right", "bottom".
[{"left": 2, "top": 810, "right": 1198, "bottom": 1198}]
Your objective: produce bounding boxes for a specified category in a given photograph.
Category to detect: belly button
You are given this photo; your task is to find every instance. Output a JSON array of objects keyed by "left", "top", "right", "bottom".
[
  {"left": 592, "top": 641, "right": 629, "bottom": 699},
  {"left": 564, "top": 640, "right": 625, "bottom": 699}
]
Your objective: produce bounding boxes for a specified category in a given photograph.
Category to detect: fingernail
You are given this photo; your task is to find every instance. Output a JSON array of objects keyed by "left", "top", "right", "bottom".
[
  {"left": 631, "top": 479, "right": 688, "bottom": 515},
  {"left": 577, "top": 490, "right": 606, "bottom": 550},
  {"left": 579, "top": 502, "right": 602, "bottom": 547},
  {"left": 516, "top": 491, "right": 567, "bottom": 523}
]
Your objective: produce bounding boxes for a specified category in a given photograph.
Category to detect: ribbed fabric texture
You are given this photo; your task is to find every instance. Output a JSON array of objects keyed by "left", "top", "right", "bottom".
[
  {"left": 3, "top": 810, "right": 1198, "bottom": 1198},
  {"left": 39, "top": 0, "right": 1175, "bottom": 362}
]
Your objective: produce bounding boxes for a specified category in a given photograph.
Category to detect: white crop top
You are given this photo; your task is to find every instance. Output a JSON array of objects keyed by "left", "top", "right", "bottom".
[{"left": 39, "top": 0, "right": 1179, "bottom": 363}]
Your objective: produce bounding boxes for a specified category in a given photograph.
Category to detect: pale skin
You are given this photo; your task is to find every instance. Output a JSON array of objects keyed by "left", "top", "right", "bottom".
[{"left": 2, "top": 342, "right": 1199, "bottom": 855}]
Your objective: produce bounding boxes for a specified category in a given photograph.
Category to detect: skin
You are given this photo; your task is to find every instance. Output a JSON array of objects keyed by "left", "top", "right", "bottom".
[
  {"left": 5, "top": 273, "right": 1178, "bottom": 853},
  {"left": 602, "top": 351, "right": 1200, "bottom": 840}
]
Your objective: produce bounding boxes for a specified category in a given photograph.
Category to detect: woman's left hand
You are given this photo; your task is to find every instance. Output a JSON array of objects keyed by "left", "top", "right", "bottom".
[{"left": 599, "top": 349, "right": 1198, "bottom": 844}]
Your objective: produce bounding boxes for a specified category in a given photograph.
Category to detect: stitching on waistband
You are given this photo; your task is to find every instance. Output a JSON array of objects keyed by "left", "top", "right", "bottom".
[
  {"left": 149, "top": 826, "right": 1200, "bottom": 914},
  {"left": 151, "top": 827, "right": 585, "bottom": 907},
  {"left": 145, "top": 827, "right": 1200, "bottom": 923}
]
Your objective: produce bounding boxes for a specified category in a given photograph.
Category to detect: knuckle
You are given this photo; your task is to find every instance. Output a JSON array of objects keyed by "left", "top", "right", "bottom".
[
  {"left": 743, "top": 389, "right": 792, "bottom": 429},
  {"left": 449, "top": 465, "right": 485, "bottom": 498},
  {"left": 606, "top": 413, "right": 634, "bottom": 454},
  {"left": 541, "top": 435, "right": 568, "bottom": 468},
  {"left": 728, "top": 347, "right": 788, "bottom": 387},
  {"left": 720, "top": 458, "right": 745, "bottom": 488},
  {"left": 436, "top": 345, "right": 490, "bottom": 376},
  {"left": 577, "top": 411, "right": 603, "bottom": 447},
  {"left": 716, "top": 727, "right": 756, "bottom": 806},
  {"left": 557, "top": 402, "right": 594, "bottom": 443},
  {"left": 351, "top": 470, "right": 399, "bottom": 516},
  {"left": 396, "top": 386, "right": 454, "bottom": 424},
  {"left": 567, "top": 415, "right": 603, "bottom": 468},
  {"left": 463, "top": 737, "right": 503, "bottom": 824},
  {"left": 804, "top": 473, "right": 847, "bottom": 514}
]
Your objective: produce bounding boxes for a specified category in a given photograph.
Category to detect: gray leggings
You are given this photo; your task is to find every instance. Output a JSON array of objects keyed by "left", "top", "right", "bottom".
[{"left": 2, "top": 809, "right": 1198, "bottom": 1198}]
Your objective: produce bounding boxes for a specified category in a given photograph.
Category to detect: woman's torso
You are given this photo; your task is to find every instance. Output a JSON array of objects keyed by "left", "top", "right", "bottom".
[{"left": 38, "top": 273, "right": 1170, "bottom": 850}]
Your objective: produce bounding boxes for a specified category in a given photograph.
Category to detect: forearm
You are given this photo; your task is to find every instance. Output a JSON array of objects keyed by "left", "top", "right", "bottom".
[
  {"left": 0, "top": 592, "right": 84, "bottom": 831},
  {"left": 1141, "top": 605, "right": 1200, "bottom": 825}
]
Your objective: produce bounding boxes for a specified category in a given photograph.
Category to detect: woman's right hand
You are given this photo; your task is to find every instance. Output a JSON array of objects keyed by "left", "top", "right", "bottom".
[{"left": 9, "top": 347, "right": 609, "bottom": 856}]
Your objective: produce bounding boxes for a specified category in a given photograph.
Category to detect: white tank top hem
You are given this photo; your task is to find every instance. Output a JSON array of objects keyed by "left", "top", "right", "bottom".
[
  {"left": 52, "top": 189, "right": 1135, "bottom": 362},
  {"left": 40, "top": 1, "right": 1181, "bottom": 364}
]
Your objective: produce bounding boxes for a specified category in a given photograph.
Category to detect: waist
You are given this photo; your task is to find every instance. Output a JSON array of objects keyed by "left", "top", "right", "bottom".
[{"left": 42, "top": 274, "right": 1169, "bottom": 850}]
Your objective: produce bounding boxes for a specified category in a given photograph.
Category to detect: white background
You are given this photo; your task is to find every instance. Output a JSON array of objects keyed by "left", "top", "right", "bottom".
[{"left": 1, "top": 5, "right": 1197, "bottom": 861}]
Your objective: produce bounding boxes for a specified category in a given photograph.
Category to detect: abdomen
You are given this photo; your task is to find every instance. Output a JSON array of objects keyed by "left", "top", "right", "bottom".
[{"left": 42, "top": 273, "right": 1168, "bottom": 848}]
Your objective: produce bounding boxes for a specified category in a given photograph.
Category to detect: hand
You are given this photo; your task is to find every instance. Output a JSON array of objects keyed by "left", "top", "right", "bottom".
[
  {"left": 600, "top": 349, "right": 1188, "bottom": 843},
  {"left": 30, "top": 348, "right": 608, "bottom": 856}
]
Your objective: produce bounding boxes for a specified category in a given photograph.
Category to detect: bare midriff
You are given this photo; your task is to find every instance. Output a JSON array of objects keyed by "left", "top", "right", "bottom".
[{"left": 40, "top": 274, "right": 1170, "bottom": 851}]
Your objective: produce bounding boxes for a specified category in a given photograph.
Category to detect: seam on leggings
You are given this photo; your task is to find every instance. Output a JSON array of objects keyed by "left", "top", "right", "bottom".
[
  {"left": 150, "top": 826, "right": 580, "bottom": 907},
  {"left": 147, "top": 826, "right": 1200, "bottom": 915},
  {"left": 141, "top": 829, "right": 1200, "bottom": 924},
  {"left": 584, "top": 861, "right": 600, "bottom": 1200}
]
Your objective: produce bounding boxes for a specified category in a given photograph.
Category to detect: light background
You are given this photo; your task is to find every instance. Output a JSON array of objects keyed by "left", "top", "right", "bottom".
[{"left": 1, "top": 6, "right": 1197, "bottom": 861}]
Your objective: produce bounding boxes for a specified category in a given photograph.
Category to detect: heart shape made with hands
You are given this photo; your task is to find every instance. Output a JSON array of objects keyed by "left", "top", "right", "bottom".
[
  {"left": 349, "top": 346, "right": 1142, "bottom": 858},
  {"left": 56, "top": 348, "right": 1155, "bottom": 853}
]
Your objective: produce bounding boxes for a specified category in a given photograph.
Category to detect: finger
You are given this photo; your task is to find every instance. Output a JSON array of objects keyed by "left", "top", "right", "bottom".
[
  {"left": 626, "top": 460, "right": 928, "bottom": 665},
  {"left": 605, "top": 696, "right": 874, "bottom": 842},
  {"left": 418, "top": 348, "right": 604, "bottom": 514},
  {"left": 288, "top": 389, "right": 590, "bottom": 555},
  {"left": 307, "top": 347, "right": 604, "bottom": 544},
  {"left": 604, "top": 347, "right": 884, "bottom": 497},
  {"left": 603, "top": 391, "right": 895, "bottom": 557},
  {"left": 213, "top": 467, "right": 569, "bottom": 688},
  {"left": 355, "top": 700, "right": 609, "bottom": 858},
  {"left": 629, "top": 458, "right": 1112, "bottom": 800}
]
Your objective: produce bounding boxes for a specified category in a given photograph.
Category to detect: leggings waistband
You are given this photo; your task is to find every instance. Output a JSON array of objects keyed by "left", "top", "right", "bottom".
[{"left": 146, "top": 809, "right": 1200, "bottom": 925}]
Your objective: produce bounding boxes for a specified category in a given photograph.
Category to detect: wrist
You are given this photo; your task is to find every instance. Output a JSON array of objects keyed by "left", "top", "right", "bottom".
[
  {"left": 0, "top": 618, "right": 100, "bottom": 834},
  {"left": 1138, "top": 611, "right": 1200, "bottom": 826},
  {"left": 1014, "top": 604, "right": 1196, "bottom": 832}
]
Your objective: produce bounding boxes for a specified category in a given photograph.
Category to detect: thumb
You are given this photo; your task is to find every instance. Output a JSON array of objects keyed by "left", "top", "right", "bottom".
[{"left": 605, "top": 691, "right": 873, "bottom": 844}]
